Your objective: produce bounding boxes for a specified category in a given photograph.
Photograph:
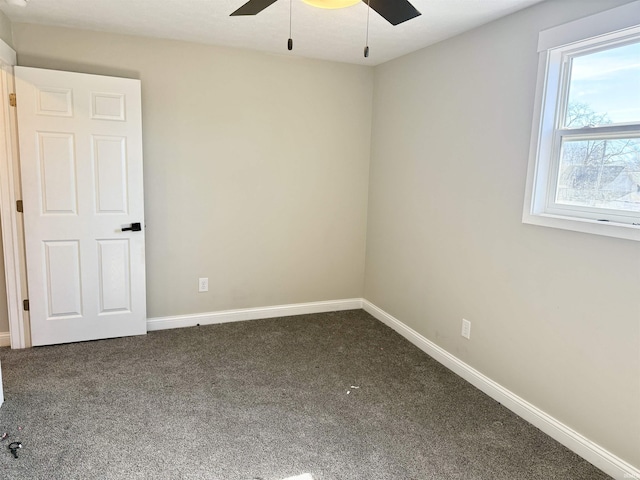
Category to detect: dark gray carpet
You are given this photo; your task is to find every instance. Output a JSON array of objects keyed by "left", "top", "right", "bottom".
[{"left": 0, "top": 310, "right": 609, "bottom": 479}]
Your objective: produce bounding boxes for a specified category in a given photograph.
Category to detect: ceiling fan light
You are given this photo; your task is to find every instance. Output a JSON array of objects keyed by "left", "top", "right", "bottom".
[
  {"left": 5, "top": 0, "right": 28, "bottom": 7},
  {"left": 302, "top": 0, "right": 360, "bottom": 10}
]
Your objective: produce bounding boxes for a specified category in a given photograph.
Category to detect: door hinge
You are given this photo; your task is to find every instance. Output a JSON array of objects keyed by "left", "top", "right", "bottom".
[
  {"left": 16, "top": 200, "right": 23, "bottom": 212},
  {"left": 23, "top": 299, "right": 29, "bottom": 311},
  {"left": 9, "top": 93, "right": 16, "bottom": 107}
]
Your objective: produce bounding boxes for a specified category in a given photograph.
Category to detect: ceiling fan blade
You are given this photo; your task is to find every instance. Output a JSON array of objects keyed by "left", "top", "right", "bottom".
[
  {"left": 231, "top": 0, "right": 279, "bottom": 16},
  {"left": 364, "top": 0, "right": 421, "bottom": 26}
]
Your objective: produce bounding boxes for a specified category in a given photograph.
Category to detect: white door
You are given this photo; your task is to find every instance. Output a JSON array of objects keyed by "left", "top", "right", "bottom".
[{"left": 14, "top": 67, "right": 146, "bottom": 346}]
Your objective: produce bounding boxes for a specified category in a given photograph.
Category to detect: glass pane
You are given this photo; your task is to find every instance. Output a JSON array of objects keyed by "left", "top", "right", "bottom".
[
  {"left": 556, "top": 137, "right": 640, "bottom": 213},
  {"left": 565, "top": 41, "right": 640, "bottom": 127}
]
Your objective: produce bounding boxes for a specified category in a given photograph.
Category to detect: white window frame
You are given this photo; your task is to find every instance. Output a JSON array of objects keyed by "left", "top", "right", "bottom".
[{"left": 523, "top": 0, "right": 640, "bottom": 241}]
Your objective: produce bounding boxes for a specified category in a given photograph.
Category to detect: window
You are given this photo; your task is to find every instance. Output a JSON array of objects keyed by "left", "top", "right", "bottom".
[{"left": 523, "top": 1, "right": 640, "bottom": 241}]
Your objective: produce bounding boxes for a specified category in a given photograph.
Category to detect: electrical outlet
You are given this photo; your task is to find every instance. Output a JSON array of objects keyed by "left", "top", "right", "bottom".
[
  {"left": 198, "top": 277, "right": 208, "bottom": 293},
  {"left": 461, "top": 319, "right": 471, "bottom": 339}
]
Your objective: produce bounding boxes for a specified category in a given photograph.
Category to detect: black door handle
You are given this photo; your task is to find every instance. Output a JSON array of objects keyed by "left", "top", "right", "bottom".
[{"left": 122, "top": 222, "right": 142, "bottom": 232}]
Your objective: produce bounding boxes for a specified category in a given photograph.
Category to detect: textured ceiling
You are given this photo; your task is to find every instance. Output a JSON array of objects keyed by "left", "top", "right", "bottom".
[{"left": 0, "top": 0, "right": 545, "bottom": 65}]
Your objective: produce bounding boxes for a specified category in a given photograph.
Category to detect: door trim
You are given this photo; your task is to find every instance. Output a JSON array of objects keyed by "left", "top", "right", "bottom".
[{"left": 0, "top": 39, "right": 28, "bottom": 349}]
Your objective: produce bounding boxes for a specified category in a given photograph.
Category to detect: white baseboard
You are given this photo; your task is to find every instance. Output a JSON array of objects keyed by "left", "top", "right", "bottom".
[
  {"left": 361, "top": 300, "right": 640, "bottom": 480},
  {"left": 0, "top": 332, "right": 10, "bottom": 347},
  {"left": 146, "top": 298, "right": 364, "bottom": 332}
]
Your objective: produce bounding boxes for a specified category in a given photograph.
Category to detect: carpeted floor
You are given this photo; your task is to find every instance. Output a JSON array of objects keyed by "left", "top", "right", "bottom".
[{"left": 0, "top": 310, "right": 610, "bottom": 479}]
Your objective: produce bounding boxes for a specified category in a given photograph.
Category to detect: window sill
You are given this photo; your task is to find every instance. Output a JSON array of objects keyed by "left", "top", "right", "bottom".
[{"left": 522, "top": 212, "right": 640, "bottom": 242}]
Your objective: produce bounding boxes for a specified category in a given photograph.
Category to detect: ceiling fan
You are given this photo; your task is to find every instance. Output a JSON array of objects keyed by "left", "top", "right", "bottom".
[{"left": 231, "top": 0, "right": 422, "bottom": 26}]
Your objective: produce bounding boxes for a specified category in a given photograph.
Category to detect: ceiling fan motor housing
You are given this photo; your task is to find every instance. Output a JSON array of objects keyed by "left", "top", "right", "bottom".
[{"left": 302, "top": 0, "right": 360, "bottom": 9}]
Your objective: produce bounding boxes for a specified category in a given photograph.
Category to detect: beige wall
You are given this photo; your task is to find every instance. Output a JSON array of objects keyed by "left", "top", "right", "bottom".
[
  {"left": 12, "top": 24, "right": 372, "bottom": 318},
  {"left": 0, "top": 9, "right": 10, "bottom": 334},
  {"left": 365, "top": 0, "right": 639, "bottom": 469},
  {"left": 0, "top": 9, "right": 12, "bottom": 48}
]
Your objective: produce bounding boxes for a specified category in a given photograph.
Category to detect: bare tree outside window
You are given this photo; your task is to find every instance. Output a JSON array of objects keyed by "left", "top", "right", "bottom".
[{"left": 556, "top": 106, "right": 640, "bottom": 212}]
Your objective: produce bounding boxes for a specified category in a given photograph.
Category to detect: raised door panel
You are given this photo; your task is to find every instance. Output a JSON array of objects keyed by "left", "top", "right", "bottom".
[
  {"left": 91, "top": 92, "right": 125, "bottom": 121},
  {"left": 43, "top": 241, "right": 82, "bottom": 318},
  {"left": 37, "top": 132, "right": 77, "bottom": 215},
  {"left": 97, "top": 239, "right": 131, "bottom": 314},
  {"left": 36, "top": 86, "right": 73, "bottom": 117},
  {"left": 93, "top": 136, "right": 128, "bottom": 214}
]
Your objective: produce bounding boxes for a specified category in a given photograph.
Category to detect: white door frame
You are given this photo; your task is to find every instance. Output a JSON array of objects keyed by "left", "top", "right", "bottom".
[{"left": 0, "top": 39, "right": 28, "bottom": 349}]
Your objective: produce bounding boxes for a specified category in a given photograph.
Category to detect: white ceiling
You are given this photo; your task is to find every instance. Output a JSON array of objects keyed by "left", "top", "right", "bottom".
[{"left": 0, "top": 0, "right": 545, "bottom": 65}]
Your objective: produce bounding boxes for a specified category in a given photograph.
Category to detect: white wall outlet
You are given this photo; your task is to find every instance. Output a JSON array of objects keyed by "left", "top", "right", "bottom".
[
  {"left": 461, "top": 319, "right": 471, "bottom": 339},
  {"left": 198, "top": 277, "right": 208, "bottom": 293}
]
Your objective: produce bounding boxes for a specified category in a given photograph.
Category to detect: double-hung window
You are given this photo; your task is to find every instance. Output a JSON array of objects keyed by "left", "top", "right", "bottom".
[{"left": 523, "top": 1, "right": 640, "bottom": 241}]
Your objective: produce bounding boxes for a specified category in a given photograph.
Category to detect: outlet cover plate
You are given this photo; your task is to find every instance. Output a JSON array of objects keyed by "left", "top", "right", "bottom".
[{"left": 462, "top": 319, "right": 471, "bottom": 339}]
